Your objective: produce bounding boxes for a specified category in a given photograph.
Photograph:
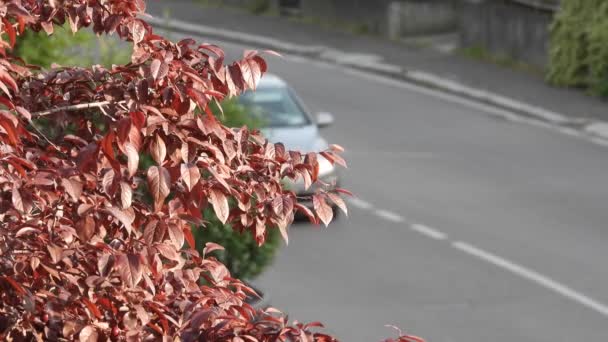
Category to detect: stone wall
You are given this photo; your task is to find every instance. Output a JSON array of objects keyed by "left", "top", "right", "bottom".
[{"left": 459, "top": 0, "right": 556, "bottom": 68}]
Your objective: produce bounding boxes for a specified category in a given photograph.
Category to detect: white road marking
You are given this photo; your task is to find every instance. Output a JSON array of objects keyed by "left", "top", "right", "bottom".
[
  {"left": 410, "top": 224, "right": 447, "bottom": 240},
  {"left": 374, "top": 209, "right": 405, "bottom": 223},
  {"left": 452, "top": 241, "right": 608, "bottom": 317},
  {"left": 346, "top": 197, "right": 373, "bottom": 210}
]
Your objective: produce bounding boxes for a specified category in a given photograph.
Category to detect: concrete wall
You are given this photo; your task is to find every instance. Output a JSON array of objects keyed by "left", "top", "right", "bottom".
[
  {"left": 388, "top": 0, "right": 458, "bottom": 38},
  {"left": 459, "top": 0, "right": 555, "bottom": 68}
]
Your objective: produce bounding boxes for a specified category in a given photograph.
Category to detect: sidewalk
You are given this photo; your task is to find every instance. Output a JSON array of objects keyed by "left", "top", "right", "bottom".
[{"left": 147, "top": 1, "right": 608, "bottom": 135}]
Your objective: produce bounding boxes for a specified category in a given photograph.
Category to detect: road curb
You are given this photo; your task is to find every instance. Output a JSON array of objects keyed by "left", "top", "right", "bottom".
[{"left": 147, "top": 16, "right": 608, "bottom": 142}]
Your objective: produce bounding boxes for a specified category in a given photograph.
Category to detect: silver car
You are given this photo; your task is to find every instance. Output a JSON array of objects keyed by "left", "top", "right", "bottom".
[{"left": 238, "top": 74, "right": 339, "bottom": 199}]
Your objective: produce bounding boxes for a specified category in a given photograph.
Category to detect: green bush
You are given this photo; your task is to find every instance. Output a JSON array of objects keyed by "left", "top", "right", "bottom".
[
  {"left": 14, "top": 25, "right": 129, "bottom": 68},
  {"left": 548, "top": 0, "right": 608, "bottom": 96}
]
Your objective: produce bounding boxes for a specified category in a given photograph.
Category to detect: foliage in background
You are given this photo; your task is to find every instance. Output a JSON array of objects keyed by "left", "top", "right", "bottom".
[
  {"left": 15, "top": 24, "right": 129, "bottom": 68},
  {"left": 547, "top": 0, "right": 608, "bottom": 96}
]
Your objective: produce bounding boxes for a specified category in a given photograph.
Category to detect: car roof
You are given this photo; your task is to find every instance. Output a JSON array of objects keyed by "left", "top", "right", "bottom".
[{"left": 258, "top": 73, "right": 287, "bottom": 88}]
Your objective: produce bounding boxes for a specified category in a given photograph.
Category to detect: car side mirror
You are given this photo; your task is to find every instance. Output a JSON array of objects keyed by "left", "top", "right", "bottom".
[{"left": 316, "top": 112, "right": 335, "bottom": 128}]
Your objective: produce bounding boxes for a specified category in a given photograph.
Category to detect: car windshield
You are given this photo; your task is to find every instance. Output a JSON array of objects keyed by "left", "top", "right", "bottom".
[{"left": 239, "top": 87, "right": 311, "bottom": 128}]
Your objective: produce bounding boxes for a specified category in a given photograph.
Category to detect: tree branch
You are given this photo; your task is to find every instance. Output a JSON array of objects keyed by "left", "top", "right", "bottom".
[{"left": 31, "top": 101, "right": 126, "bottom": 117}]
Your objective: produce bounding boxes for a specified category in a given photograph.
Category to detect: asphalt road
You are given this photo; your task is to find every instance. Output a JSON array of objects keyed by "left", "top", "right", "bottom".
[{"left": 155, "top": 29, "right": 608, "bottom": 341}]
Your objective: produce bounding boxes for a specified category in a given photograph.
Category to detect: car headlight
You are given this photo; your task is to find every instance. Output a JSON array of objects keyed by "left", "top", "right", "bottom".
[{"left": 318, "top": 156, "right": 335, "bottom": 177}]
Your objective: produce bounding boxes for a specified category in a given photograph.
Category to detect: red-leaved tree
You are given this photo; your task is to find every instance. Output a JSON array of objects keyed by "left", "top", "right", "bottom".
[{"left": 0, "top": 1, "right": 423, "bottom": 341}]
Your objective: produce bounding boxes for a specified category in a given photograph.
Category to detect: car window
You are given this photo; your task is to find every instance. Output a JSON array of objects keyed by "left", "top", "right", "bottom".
[{"left": 239, "top": 87, "right": 311, "bottom": 128}]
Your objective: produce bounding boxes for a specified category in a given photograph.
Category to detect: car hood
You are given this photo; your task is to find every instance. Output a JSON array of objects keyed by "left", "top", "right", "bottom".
[{"left": 261, "top": 125, "right": 328, "bottom": 152}]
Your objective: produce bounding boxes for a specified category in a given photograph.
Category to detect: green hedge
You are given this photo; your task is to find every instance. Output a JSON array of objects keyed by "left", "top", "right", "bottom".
[
  {"left": 15, "top": 25, "right": 129, "bottom": 69},
  {"left": 548, "top": 0, "right": 608, "bottom": 96}
]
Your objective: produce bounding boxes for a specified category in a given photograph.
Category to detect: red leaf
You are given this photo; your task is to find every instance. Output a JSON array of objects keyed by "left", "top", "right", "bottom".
[
  {"left": 0, "top": 68, "right": 18, "bottom": 93},
  {"left": 104, "top": 14, "right": 122, "bottom": 34},
  {"left": 207, "top": 166, "right": 231, "bottom": 192},
  {"left": 327, "top": 192, "right": 347, "bottom": 215},
  {"left": 0, "top": 113, "right": 18, "bottom": 146},
  {"left": 323, "top": 151, "right": 347, "bottom": 168},
  {"left": 46, "top": 244, "right": 62, "bottom": 264},
  {"left": 131, "top": 20, "right": 146, "bottom": 45},
  {"left": 61, "top": 178, "right": 83, "bottom": 202},
  {"left": 76, "top": 216, "right": 95, "bottom": 241},
  {"left": 313, "top": 194, "right": 333, "bottom": 227},
  {"left": 120, "top": 182, "right": 132, "bottom": 209},
  {"left": 155, "top": 243, "right": 180, "bottom": 261},
  {"left": 15, "top": 227, "right": 37, "bottom": 237},
  {"left": 82, "top": 298, "right": 102, "bottom": 319},
  {"left": 144, "top": 219, "right": 167, "bottom": 245},
  {"left": 101, "top": 131, "right": 119, "bottom": 170},
  {"left": 117, "top": 253, "right": 142, "bottom": 288},
  {"left": 199, "top": 43, "right": 225, "bottom": 62},
  {"left": 102, "top": 169, "right": 118, "bottom": 196},
  {"left": 183, "top": 226, "right": 196, "bottom": 249},
  {"left": 2, "top": 18, "right": 16, "bottom": 49},
  {"left": 76, "top": 143, "right": 99, "bottom": 173},
  {"left": 147, "top": 166, "right": 170, "bottom": 212},
  {"left": 125, "top": 142, "right": 139, "bottom": 177},
  {"left": 209, "top": 188, "right": 229, "bottom": 224},
  {"left": 278, "top": 224, "right": 289, "bottom": 245},
  {"left": 17, "top": 16, "right": 25, "bottom": 34},
  {"left": 295, "top": 203, "right": 317, "bottom": 225},
  {"left": 180, "top": 163, "right": 200, "bottom": 192},
  {"left": 168, "top": 223, "right": 184, "bottom": 250},
  {"left": 105, "top": 207, "right": 134, "bottom": 234},
  {"left": 150, "top": 59, "right": 168, "bottom": 80},
  {"left": 130, "top": 111, "right": 146, "bottom": 129},
  {"left": 2, "top": 276, "right": 26, "bottom": 296},
  {"left": 335, "top": 188, "right": 354, "bottom": 197},
  {"left": 203, "top": 242, "right": 224, "bottom": 256},
  {"left": 150, "top": 135, "right": 166, "bottom": 165},
  {"left": 253, "top": 55, "right": 268, "bottom": 73},
  {"left": 11, "top": 185, "right": 24, "bottom": 213},
  {"left": 240, "top": 57, "right": 262, "bottom": 90},
  {"left": 228, "top": 64, "right": 244, "bottom": 93},
  {"left": 0, "top": 96, "right": 15, "bottom": 109},
  {"left": 79, "top": 325, "right": 98, "bottom": 342},
  {"left": 97, "top": 253, "right": 115, "bottom": 277}
]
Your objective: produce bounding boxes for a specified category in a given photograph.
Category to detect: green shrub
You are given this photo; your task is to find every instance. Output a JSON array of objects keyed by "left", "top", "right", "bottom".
[
  {"left": 548, "top": 0, "right": 608, "bottom": 96},
  {"left": 586, "top": 2, "right": 608, "bottom": 97},
  {"left": 14, "top": 25, "right": 129, "bottom": 68}
]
